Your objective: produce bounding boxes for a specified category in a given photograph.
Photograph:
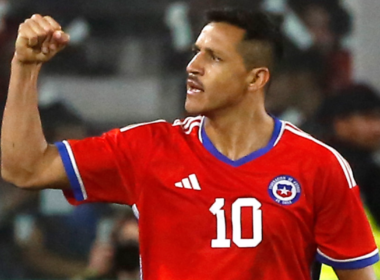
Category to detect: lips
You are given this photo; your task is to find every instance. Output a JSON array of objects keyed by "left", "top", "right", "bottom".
[{"left": 187, "top": 77, "right": 204, "bottom": 94}]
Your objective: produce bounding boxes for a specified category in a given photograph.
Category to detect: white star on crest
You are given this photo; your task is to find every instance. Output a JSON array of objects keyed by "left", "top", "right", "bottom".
[{"left": 279, "top": 188, "right": 290, "bottom": 195}]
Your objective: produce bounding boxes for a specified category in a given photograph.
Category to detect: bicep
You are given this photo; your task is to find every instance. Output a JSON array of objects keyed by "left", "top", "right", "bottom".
[
  {"left": 31, "top": 144, "right": 70, "bottom": 190},
  {"left": 334, "top": 266, "right": 376, "bottom": 280}
]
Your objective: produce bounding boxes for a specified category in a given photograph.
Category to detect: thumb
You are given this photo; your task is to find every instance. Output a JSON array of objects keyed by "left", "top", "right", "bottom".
[{"left": 53, "top": 30, "right": 70, "bottom": 44}]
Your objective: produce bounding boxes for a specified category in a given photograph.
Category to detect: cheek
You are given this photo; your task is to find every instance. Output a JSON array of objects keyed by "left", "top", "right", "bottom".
[{"left": 206, "top": 67, "right": 247, "bottom": 93}]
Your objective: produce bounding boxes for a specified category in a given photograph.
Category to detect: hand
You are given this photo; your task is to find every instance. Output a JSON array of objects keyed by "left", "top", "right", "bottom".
[{"left": 15, "top": 14, "right": 70, "bottom": 64}]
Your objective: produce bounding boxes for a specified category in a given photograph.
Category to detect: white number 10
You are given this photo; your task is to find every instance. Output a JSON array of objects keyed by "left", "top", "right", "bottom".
[{"left": 209, "top": 198, "right": 262, "bottom": 248}]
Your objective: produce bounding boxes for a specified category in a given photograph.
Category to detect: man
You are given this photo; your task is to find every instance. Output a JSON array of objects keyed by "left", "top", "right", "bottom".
[{"left": 1, "top": 9, "right": 378, "bottom": 280}]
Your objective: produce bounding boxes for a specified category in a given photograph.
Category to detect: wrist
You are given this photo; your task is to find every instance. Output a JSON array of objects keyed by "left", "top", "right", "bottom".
[
  {"left": 11, "top": 55, "right": 42, "bottom": 78},
  {"left": 12, "top": 54, "right": 43, "bottom": 69}
]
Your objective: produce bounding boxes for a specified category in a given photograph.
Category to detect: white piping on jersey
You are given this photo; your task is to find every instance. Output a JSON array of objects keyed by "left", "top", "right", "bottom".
[
  {"left": 317, "top": 248, "right": 379, "bottom": 263},
  {"left": 184, "top": 116, "right": 202, "bottom": 129},
  {"left": 284, "top": 122, "right": 356, "bottom": 188},
  {"left": 131, "top": 204, "right": 143, "bottom": 280},
  {"left": 199, "top": 116, "right": 205, "bottom": 143},
  {"left": 340, "top": 157, "right": 356, "bottom": 188},
  {"left": 273, "top": 120, "right": 286, "bottom": 147},
  {"left": 132, "top": 204, "right": 140, "bottom": 220},
  {"left": 63, "top": 140, "right": 88, "bottom": 200},
  {"left": 173, "top": 116, "right": 202, "bottom": 135},
  {"left": 172, "top": 118, "right": 188, "bottom": 127},
  {"left": 120, "top": 119, "right": 167, "bottom": 133},
  {"left": 184, "top": 121, "right": 201, "bottom": 135},
  {"left": 173, "top": 116, "right": 192, "bottom": 127},
  {"left": 173, "top": 116, "right": 202, "bottom": 128}
]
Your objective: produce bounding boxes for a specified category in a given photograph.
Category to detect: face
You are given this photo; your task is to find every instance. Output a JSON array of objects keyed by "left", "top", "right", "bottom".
[{"left": 185, "top": 22, "right": 252, "bottom": 116}]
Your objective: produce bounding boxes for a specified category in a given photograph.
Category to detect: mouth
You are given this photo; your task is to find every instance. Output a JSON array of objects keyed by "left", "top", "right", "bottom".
[{"left": 187, "top": 78, "right": 204, "bottom": 95}]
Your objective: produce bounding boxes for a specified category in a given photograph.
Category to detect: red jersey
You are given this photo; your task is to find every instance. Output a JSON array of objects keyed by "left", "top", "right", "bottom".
[{"left": 56, "top": 116, "right": 379, "bottom": 280}]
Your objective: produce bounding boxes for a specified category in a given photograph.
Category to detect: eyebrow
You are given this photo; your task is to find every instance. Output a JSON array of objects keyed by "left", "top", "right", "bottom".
[{"left": 192, "top": 44, "right": 224, "bottom": 58}]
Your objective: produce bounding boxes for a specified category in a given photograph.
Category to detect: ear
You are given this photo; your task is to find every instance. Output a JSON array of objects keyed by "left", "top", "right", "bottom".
[{"left": 247, "top": 67, "right": 270, "bottom": 92}]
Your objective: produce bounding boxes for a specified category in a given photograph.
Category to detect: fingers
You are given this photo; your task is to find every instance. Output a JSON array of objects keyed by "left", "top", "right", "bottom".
[
  {"left": 43, "top": 16, "right": 70, "bottom": 51},
  {"left": 15, "top": 14, "right": 69, "bottom": 63},
  {"left": 33, "top": 15, "right": 55, "bottom": 54},
  {"left": 19, "top": 14, "right": 68, "bottom": 51},
  {"left": 22, "top": 15, "right": 50, "bottom": 49},
  {"left": 18, "top": 20, "right": 40, "bottom": 48},
  {"left": 52, "top": 30, "right": 70, "bottom": 44},
  {"left": 44, "top": 16, "right": 66, "bottom": 51},
  {"left": 43, "top": 15, "right": 62, "bottom": 31}
]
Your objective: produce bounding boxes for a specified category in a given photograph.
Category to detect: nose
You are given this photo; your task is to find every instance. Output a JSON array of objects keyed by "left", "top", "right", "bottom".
[{"left": 186, "top": 53, "right": 204, "bottom": 76}]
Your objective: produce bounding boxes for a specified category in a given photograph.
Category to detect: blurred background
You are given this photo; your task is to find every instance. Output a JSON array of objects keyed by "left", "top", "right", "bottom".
[{"left": 0, "top": 0, "right": 380, "bottom": 279}]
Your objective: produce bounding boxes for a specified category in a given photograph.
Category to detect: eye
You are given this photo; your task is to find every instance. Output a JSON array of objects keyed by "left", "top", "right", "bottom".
[{"left": 211, "top": 54, "right": 222, "bottom": 62}]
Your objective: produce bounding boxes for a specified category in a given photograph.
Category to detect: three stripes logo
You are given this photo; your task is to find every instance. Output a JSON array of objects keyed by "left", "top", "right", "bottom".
[{"left": 175, "top": 174, "right": 201, "bottom": 191}]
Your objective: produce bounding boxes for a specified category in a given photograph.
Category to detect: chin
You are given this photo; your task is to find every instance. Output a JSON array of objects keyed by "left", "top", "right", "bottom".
[
  {"left": 184, "top": 105, "right": 202, "bottom": 116},
  {"left": 185, "top": 99, "right": 200, "bottom": 115},
  {"left": 186, "top": 101, "right": 218, "bottom": 118}
]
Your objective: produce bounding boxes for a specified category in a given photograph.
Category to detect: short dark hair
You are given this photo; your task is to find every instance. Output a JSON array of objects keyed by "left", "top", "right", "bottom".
[{"left": 205, "top": 8, "right": 284, "bottom": 71}]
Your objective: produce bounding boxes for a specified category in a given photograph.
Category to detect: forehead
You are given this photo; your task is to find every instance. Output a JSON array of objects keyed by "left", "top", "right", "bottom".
[{"left": 196, "top": 22, "right": 246, "bottom": 52}]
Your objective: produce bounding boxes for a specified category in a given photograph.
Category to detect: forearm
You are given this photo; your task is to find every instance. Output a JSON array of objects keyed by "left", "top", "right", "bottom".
[
  {"left": 1, "top": 58, "right": 48, "bottom": 186},
  {"left": 1, "top": 15, "right": 71, "bottom": 189}
]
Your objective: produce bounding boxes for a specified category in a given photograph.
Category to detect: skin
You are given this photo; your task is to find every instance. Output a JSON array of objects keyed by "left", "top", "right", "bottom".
[
  {"left": 1, "top": 14, "right": 70, "bottom": 189},
  {"left": 186, "top": 22, "right": 274, "bottom": 160},
  {"left": 0, "top": 14, "right": 377, "bottom": 280}
]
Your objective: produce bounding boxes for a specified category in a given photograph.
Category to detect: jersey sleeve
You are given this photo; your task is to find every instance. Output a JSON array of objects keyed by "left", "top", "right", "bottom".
[
  {"left": 55, "top": 122, "right": 158, "bottom": 206},
  {"left": 314, "top": 150, "right": 379, "bottom": 269}
]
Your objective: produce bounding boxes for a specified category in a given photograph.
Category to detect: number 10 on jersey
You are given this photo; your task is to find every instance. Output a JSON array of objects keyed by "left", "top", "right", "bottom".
[{"left": 209, "top": 198, "right": 262, "bottom": 248}]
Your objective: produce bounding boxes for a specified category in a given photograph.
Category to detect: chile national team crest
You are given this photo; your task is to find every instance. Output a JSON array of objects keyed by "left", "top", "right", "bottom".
[{"left": 268, "top": 175, "right": 301, "bottom": 205}]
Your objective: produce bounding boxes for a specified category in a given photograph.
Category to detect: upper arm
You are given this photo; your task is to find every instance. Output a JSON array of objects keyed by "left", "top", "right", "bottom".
[
  {"left": 2, "top": 144, "right": 70, "bottom": 190},
  {"left": 37, "top": 144, "right": 70, "bottom": 189},
  {"left": 314, "top": 151, "right": 378, "bottom": 268},
  {"left": 335, "top": 266, "right": 376, "bottom": 280}
]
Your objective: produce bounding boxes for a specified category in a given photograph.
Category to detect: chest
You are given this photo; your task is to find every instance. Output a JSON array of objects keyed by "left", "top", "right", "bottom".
[{"left": 137, "top": 146, "right": 317, "bottom": 249}]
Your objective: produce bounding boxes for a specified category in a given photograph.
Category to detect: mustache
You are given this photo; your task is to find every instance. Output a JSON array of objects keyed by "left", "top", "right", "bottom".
[{"left": 187, "top": 75, "right": 204, "bottom": 89}]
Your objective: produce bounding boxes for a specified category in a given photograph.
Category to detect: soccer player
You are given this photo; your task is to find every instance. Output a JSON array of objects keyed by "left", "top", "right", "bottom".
[{"left": 1, "top": 9, "right": 379, "bottom": 280}]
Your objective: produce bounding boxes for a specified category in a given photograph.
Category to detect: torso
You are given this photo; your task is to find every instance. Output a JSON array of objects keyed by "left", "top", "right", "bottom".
[{"left": 135, "top": 117, "right": 320, "bottom": 280}]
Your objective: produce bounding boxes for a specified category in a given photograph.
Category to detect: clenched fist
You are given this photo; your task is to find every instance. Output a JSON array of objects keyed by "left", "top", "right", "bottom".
[{"left": 15, "top": 14, "right": 70, "bottom": 64}]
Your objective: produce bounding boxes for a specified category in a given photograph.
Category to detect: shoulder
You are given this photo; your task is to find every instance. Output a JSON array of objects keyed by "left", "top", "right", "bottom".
[
  {"left": 119, "top": 119, "right": 169, "bottom": 134},
  {"left": 116, "top": 116, "right": 203, "bottom": 138},
  {"left": 172, "top": 116, "right": 203, "bottom": 135},
  {"left": 281, "top": 121, "right": 342, "bottom": 159},
  {"left": 280, "top": 121, "right": 356, "bottom": 187}
]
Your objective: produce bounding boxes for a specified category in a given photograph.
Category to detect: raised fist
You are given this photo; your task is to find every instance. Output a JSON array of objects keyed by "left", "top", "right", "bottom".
[{"left": 15, "top": 14, "right": 70, "bottom": 64}]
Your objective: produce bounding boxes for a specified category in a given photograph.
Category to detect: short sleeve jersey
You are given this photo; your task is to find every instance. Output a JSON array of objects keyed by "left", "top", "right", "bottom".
[{"left": 56, "top": 116, "right": 379, "bottom": 280}]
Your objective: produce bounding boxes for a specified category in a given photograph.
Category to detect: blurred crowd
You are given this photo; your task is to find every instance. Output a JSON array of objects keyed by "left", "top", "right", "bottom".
[{"left": 1, "top": 0, "right": 380, "bottom": 279}]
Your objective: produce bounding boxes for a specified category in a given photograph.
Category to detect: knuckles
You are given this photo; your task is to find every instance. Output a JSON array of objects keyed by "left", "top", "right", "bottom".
[
  {"left": 15, "top": 14, "right": 66, "bottom": 62},
  {"left": 31, "top": 14, "right": 42, "bottom": 20},
  {"left": 21, "top": 16, "right": 55, "bottom": 34}
]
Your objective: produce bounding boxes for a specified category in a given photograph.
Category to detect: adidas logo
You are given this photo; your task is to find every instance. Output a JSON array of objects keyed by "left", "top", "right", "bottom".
[{"left": 175, "top": 174, "right": 201, "bottom": 190}]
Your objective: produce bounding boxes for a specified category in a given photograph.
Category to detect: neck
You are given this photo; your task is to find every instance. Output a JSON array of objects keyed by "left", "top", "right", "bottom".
[{"left": 204, "top": 106, "right": 275, "bottom": 161}]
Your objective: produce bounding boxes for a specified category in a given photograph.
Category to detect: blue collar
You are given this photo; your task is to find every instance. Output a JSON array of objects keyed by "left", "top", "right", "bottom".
[{"left": 201, "top": 118, "right": 282, "bottom": 167}]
